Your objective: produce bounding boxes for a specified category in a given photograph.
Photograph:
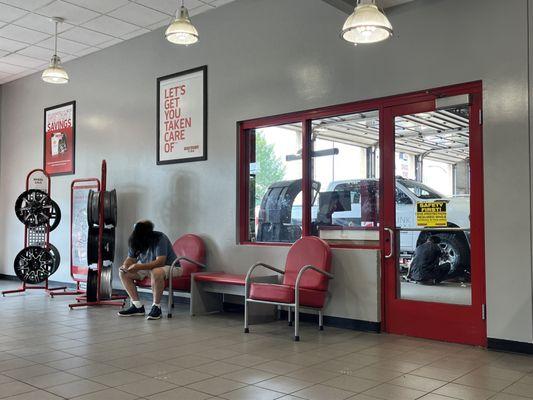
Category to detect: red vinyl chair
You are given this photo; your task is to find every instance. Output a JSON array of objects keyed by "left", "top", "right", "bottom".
[
  {"left": 244, "top": 236, "right": 333, "bottom": 341},
  {"left": 135, "top": 234, "right": 206, "bottom": 318}
]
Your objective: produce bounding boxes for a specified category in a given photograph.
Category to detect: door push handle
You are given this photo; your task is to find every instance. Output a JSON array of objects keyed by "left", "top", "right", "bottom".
[{"left": 384, "top": 228, "right": 394, "bottom": 259}]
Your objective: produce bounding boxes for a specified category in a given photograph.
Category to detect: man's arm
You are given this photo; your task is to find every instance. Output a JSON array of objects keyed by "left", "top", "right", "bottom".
[{"left": 128, "top": 256, "right": 167, "bottom": 272}]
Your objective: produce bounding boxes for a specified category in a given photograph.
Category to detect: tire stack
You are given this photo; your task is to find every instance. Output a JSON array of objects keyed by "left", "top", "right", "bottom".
[
  {"left": 13, "top": 190, "right": 61, "bottom": 284},
  {"left": 86, "top": 189, "right": 117, "bottom": 301}
]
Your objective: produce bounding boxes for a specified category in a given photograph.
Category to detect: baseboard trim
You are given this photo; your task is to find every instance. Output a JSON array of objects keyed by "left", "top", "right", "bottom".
[
  {"left": 488, "top": 338, "right": 533, "bottom": 354},
  {"left": 279, "top": 309, "right": 381, "bottom": 333}
]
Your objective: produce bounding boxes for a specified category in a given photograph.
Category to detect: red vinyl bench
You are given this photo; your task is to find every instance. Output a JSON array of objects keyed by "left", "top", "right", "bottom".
[{"left": 190, "top": 272, "right": 278, "bottom": 323}]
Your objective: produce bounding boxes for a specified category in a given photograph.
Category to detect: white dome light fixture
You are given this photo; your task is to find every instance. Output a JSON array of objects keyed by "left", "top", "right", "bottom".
[
  {"left": 42, "top": 17, "right": 69, "bottom": 84},
  {"left": 342, "top": 0, "right": 393, "bottom": 45},
  {"left": 166, "top": 0, "right": 199, "bottom": 46}
]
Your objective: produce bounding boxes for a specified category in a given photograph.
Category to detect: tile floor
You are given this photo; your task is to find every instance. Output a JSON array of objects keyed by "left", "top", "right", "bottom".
[{"left": 0, "top": 281, "right": 532, "bottom": 400}]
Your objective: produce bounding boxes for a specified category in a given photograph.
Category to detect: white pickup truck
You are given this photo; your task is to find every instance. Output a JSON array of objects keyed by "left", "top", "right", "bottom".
[{"left": 291, "top": 177, "right": 471, "bottom": 271}]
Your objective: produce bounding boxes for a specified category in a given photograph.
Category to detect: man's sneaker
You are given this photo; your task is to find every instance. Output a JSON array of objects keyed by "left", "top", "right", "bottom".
[
  {"left": 118, "top": 305, "right": 145, "bottom": 317},
  {"left": 147, "top": 305, "right": 162, "bottom": 320}
]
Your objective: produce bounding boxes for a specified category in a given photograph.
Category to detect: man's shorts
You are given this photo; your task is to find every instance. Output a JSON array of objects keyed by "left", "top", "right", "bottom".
[{"left": 136, "top": 265, "right": 183, "bottom": 281}]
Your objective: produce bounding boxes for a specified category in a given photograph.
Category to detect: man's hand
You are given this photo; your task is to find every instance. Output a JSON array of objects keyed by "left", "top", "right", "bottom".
[{"left": 120, "top": 264, "right": 139, "bottom": 273}]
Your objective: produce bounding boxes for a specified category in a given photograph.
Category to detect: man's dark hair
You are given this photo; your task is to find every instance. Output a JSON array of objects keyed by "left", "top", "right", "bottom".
[
  {"left": 129, "top": 220, "right": 155, "bottom": 256},
  {"left": 427, "top": 235, "right": 441, "bottom": 244}
]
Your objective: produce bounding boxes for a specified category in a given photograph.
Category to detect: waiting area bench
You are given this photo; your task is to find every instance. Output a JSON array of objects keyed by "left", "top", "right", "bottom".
[{"left": 190, "top": 272, "right": 278, "bottom": 323}]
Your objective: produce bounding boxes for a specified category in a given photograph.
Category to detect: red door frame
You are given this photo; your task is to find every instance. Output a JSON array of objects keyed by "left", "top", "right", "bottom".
[{"left": 380, "top": 82, "right": 486, "bottom": 346}]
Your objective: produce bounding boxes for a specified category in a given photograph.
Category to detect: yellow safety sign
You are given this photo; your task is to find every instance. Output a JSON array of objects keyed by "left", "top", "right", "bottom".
[{"left": 416, "top": 201, "right": 447, "bottom": 227}]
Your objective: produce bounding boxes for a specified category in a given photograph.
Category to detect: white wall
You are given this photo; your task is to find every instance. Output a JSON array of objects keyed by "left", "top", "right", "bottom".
[{"left": 0, "top": 0, "right": 531, "bottom": 341}]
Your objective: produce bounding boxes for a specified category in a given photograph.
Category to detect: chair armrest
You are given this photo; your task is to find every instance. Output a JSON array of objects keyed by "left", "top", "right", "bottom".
[
  {"left": 295, "top": 265, "right": 334, "bottom": 291},
  {"left": 171, "top": 256, "right": 207, "bottom": 270},
  {"left": 244, "top": 262, "right": 284, "bottom": 298}
]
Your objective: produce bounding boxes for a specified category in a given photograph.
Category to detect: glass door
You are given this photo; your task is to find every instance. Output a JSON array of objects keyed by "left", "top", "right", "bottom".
[{"left": 382, "top": 87, "right": 486, "bottom": 346}]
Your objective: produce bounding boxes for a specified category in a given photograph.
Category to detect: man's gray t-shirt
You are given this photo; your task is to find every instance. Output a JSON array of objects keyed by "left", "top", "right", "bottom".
[{"left": 128, "top": 232, "right": 177, "bottom": 265}]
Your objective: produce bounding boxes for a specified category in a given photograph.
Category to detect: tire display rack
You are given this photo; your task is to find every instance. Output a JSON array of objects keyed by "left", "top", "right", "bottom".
[
  {"left": 2, "top": 169, "right": 67, "bottom": 296},
  {"left": 69, "top": 160, "right": 126, "bottom": 308},
  {"left": 49, "top": 178, "right": 100, "bottom": 298}
]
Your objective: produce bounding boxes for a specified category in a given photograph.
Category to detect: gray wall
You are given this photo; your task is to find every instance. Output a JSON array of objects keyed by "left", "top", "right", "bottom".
[{"left": 0, "top": 0, "right": 531, "bottom": 342}]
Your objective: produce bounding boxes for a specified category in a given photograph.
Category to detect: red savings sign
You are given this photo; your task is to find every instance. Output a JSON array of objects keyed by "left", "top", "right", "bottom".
[{"left": 44, "top": 101, "right": 75, "bottom": 176}]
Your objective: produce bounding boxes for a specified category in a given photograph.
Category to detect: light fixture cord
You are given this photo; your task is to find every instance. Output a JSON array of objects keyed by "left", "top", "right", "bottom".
[{"left": 54, "top": 21, "right": 58, "bottom": 57}]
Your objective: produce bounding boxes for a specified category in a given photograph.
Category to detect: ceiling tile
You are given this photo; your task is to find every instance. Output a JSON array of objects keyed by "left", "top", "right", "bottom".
[
  {"left": 0, "top": 3, "right": 28, "bottom": 22},
  {"left": 36, "top": 0, "right": 100, "bottom": 25},
  {"left": 121, "top": 27, "right": 150, "bottom": 40},
  {"left": 108, "top": 3, "right": 169, "bottom": 27},
  {"left": 1, "top": 53, "right": 44, "bottom": 67},
  {"left": 38, "top": 35, "right": 90, "bottom": 53},
  {"left": 0, "top": 49, "right": 7, "bottom": 57},
  {"left": 98, "top": 37, "right": 122, "bottom": 48},
  {"left": 0, "top": 36, "right": 27, "bottom": 51},
  {"left": 0, "top": 24, "right": 50, "bottom": 43},
  {"left": 0, "top": 61, "right": 29, "bottom": 74},
  {"left": 134, "top": 0, "right": 204, "bottom": 15},
  {"left": 74, "top": 46, "right": 99, "bottom": 56},
  {"left": 189, "top": 4, "right": 212, "bottom": 16},
  {"left": 17, "top": 45, "right": 70, "bottom": 60},
  {"left": 0, "top": 0, "right": 53, "bottom": 11},
  {"left": 13, "top": 13, "right": 74, "bottom": 34},
  {"left": 62, "top": 0, "right": 129, "bottom": 14},
  {"left": 59, "top": 26, "right": 114, "bottom": 46},
  {"left": 208, "top": 0, "right": 235, "bottom": 6},
  {"left": 82, "top": 15, "right": 138, "bottom": 37},
  {"left": 147, "top": 19, "right": 168, "bottom": 30}
]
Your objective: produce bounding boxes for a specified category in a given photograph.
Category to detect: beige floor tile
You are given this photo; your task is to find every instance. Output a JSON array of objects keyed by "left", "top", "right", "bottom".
[
  {"left": 348, "top": 366, "right": 404, "bottom": 382},
  {"left": 256, "top": 376, "right": 312, "bottom": 393},
  {"left": 68, "top": 363, "right": 121, "bottom": 378},
  {"left": 156, "top": 368, "right": 213, "bottom": 385},
  {"left": 455, "top": 372, "right": 515, "bottom": 391},
  {"left": 0, "top": 389, "right": 63, "bottom": 399},
  {"left": 224, "top": 354, "right": 270, "bottom": 367},
  {"left": 322, "top": 375, "right": 379, "bottom": 393},
  {"left": 45, "top": 356, "right": 93, "bottom": 370},
  {"left": 491, "top": 393, "right": 533, "bottom": 400},
  {"left": 419, "top": 394, "right": 463, "bottom": 400},
  {"left": 193, "top": 361, "right": 244, "bottom": 376},
  {"left": 222, "top": 368, "right": 277, "bottom": 384},
  {"left": 411, "top": 365, "right": 466, "bottom": 382},
  {"left": 293, "top": 383, "right": 355, "bottom": 400},
  {"left": 167, "top": 354, "right": 214, "bottom": 368},
  {"left": 187, "top": 377, "right": 247, "bottom": 396},
  {"left": 504, "top": 382, "right": 533, "bottom": 398},
  {"left": 434, "top": 382, "right": 496, "bottom": 400},
  {"left": 0, "top": 360, "right": 35, "bottom": 373},
  {"left": 116, "top": 378, "right": 178, "bottom": 397},
  {"left": 370, "top": 360, "right": 423, "bottom": 373},
  {"left": 0, "top": 376, "right": 12, "bottom": 385},
  {"left": 68, "top": 388, "right": 139, "bottom": 400},
  {"left": 221, "top": 385, "right": 284, "bottom": 400},
  {"left": 147, "top": 386, "right": 212, "bottom": 400},
  {"left": 470, "top": 366, "right": 526, "bottom": 381},
  {"left": 0, "top": 381, "right": 35, "bottom": 398},
  {"left": 3, "top": 365, "right": 58, "bottom": 380},
  {"left": 389, "top": 374, "right": 448, "bottom": 392},
  {"left": 255, "top": 361, "right": 302, "bottom": 375},
  {"left": 47, "top": 379, "right": 108, "bottom": 398},
  {"left": 285, "top": 365, "right": 338, "bottom": 382},
  {"left": 22, "top": 371, "right": 81, "bottom": 388},
  {"left": 363, "top": 383, "right": 427, "bottom": 400},
  {"left": 91, "top": 370, "right": 148, "bottom": 386}
]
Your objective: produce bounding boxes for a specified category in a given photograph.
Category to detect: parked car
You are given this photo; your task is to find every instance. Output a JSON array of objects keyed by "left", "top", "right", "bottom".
[{"left": 285, "top": 177, "right": 470, "bottom": 271}]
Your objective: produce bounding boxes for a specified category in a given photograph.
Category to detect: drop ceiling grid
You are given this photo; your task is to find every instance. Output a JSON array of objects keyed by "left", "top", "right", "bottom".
[{"left": 0, "top": 0, "right": 234, "bottom": 84}]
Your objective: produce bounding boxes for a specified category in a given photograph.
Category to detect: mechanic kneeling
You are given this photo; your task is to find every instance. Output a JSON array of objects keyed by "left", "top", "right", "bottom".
[
  {"left": 118, "top": 220, "right": 180, "bottom": 320},
  {"left": 407, "top": 236, "right": 452, "bottom": 284}
]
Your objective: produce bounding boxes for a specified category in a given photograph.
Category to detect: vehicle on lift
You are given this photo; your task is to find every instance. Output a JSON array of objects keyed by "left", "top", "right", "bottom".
[{"left": 256, "top": 178, "right": 470, "bottom": 273}]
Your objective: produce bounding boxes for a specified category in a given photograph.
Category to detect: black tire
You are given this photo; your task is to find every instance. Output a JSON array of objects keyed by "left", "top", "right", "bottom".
[{"left": 433, "top": 232, "right": 470, "bottom": 274}]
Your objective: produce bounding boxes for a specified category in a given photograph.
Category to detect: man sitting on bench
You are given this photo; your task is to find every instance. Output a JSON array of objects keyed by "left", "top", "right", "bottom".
[{"left": 118, "top": 220, "right": 180, "bottom": 320}]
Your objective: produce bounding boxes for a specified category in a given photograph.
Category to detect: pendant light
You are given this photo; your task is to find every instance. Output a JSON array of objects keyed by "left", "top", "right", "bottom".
[
  {"left": 341, "top": 0, "right": 393, "bottom": 45},
  {"left": 165, "top": 0, "right": 199, "bottom": 45},
  {"left": 42, "top": 17, "right": 69, "bottom": 84}
]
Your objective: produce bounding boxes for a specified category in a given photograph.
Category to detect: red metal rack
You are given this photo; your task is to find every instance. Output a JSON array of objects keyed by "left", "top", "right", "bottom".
[
  {"left": 3, "top": 169, "right": 67, "bottom": 296},
  {"left": 50, "top": 178, "right": 100, "bottom": 298},
  {"left": 69, "top": 160, "right": 126, "bottom": 308}
]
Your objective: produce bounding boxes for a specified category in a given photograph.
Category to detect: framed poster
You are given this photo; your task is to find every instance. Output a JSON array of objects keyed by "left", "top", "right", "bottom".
[
  {"left": 44, "top": 101, "right": 76, "bottom": 176},
  {"left": 157, "top": 65, "right": 207, "bottom": 165}
]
